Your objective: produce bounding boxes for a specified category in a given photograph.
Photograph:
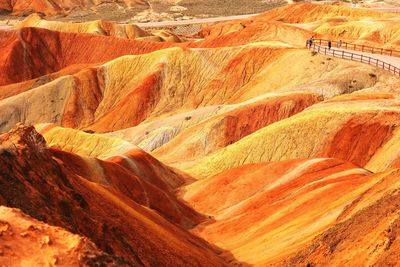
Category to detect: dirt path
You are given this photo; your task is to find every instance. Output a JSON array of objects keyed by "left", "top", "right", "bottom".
[{"left": 136, "top": 13, "right": 258, "bottom": 27}]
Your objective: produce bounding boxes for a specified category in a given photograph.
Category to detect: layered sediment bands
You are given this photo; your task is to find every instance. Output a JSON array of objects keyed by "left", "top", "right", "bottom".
[
  {"left": 284, "top": 169, "right": 400, "bottom": 266},
  {"left": 154, "top": 92, "right": 322, "bottom": 168},
  {"left": 258, "top": 3, "right": 400, "bottom": 48},
  {"left": 79, "top": 46, "right": 390, "bottom": 133},
  {"left": 51, "top": 148, "right": 202, "bottom": 228},
  {"left": 0, "top": 41, "right": 393, "bottom": 134},
  {"left": 0, "top": 125, "right": 229, "bottom": 266},
  {"left": 83, "top": 68, "right": 164, "bottom": 132},
  {"left": 17, "top": 14, "right": 186, "bottom": 42},
  {"left": 0, "top": 75, "right": 74, "bottom": 133},
  {"left": 60, "top": 67, "right": 105, "bottom": 128},
  {"left": 182, "top": 158, "right": 375, "bottom": 265},
  {"left": 39, "top": 125, "right": 202, "bottom": 226},
  {"left": 197, "top": 19, "right": 312, "bottom": 48},
  {"left": 262, "top": 2, "right": 395, "bottom": 23},
  {"left": 38, "top": 125, "right": 190, "bottom": 188},
  {"left": 187, "top": 96, "right": 400, "bottom": 178},
  {"left": 103, "top": 105, "right": 227, "bottom": 151},
  {"left": 313, "top": 19, "right": 400, "bottom": 49},
  {"left": 0, "top": 27, "right": 170, "bottom": 86},
  {"left": 0, "top": 63, "right": 93, "bottom": 101},
  {"left": 0, "top": 206, "right": 132, "bottom": 266}
]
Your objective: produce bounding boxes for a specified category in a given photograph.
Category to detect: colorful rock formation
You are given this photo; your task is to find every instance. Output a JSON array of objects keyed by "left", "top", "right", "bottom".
[{"left": 2, "top": 2, "right": 400, "bottom": 266}]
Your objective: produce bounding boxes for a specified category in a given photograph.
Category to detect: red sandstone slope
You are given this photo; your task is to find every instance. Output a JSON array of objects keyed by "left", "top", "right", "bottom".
[
  {"left": 0, "top": 27, "right": 172, "bottom": 86},
  {"left": 197, "top": 19, "right": 312, "bottom": 48},
  {"left": 0, "top": 63, "right": 92, "bottom": 101},
  {"left": 0, "top": 206, "right": 132, "bottom": 266},
  {"left": 284, "top": 168, "right": 400, "bottom": 266},
  {"left": 0, "top": 14, "right": 317, "bottom": 87},
  {"left": 182, "top": 158, "right": 400, "bottom": 265},
  {"left": 0, "top": 125, "right": 230, "bottom": 266},
  {"left": 38, "top": 124, "right": 199, "bottom": 227}
]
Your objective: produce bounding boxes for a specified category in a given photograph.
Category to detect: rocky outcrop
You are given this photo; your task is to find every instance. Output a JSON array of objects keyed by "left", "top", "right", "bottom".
[{"left": 0, "top": 206, "right": 133, "bottom": 266}]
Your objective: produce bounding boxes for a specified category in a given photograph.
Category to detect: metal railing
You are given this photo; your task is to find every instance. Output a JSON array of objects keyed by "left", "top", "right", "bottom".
[
  {"left": 308, "top": 43, "right": 400, "bottom": 76},
  {"left": 313, "top": 39, "right": 400, "bottom": 58}
]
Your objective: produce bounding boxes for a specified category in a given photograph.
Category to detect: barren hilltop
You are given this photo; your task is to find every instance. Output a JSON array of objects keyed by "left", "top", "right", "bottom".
[{"left": 0, "top": 0, "right": 287, "bottom": 22}]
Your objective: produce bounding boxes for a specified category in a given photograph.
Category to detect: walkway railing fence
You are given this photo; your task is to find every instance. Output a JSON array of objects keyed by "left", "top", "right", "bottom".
[
  {"left": 309, "top": 43, "right": 400, "bottom": 76},
  {"left": 313, "top": 39, "right": 400, "bottom": 57}
]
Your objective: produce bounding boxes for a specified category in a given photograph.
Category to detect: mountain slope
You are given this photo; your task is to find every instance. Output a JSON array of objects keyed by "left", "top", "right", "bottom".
[{"left": 0, "top": 125, "right": 230, "bottom": 266}]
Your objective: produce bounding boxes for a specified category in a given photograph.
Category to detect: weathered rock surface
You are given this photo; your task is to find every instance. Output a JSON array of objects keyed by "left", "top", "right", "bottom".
[{"left": 0, "top": 206, "right": 133, "bottom": 267}]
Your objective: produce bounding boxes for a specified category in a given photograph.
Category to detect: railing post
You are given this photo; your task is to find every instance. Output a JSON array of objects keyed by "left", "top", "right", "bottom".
[
  {"left": 362, "top": 45, "right": 364, "bottom": 52},
  {"left": 361, "top": 55, "right": 363, "bottom": 62},
  {"left": 351, "top": 53, "right": 353, "bottom": 60},
  {"left": 381, "top": 48, "right": 383, "bottom": 55},
  {"left": 342, "top": 51, "right": 344, "bottom": 58}
]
